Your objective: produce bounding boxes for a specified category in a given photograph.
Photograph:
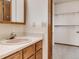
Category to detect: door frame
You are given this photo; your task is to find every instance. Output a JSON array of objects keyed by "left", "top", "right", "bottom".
[{"left": 48, "top": 0, "right": 52, "bottom": 59}]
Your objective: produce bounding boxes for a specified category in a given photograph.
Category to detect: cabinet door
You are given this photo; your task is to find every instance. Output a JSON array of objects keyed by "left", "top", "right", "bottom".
[
  {"left": 23, "top": 44, "right": 35, "bottom": 59},
  {"left": 36, "top": 49, "right": 42, "bottom": 59},
  {"left": 4, "top": 51, "right": 22, "bottom": 59},
  {"left": 36, "top": 41, "right": 42, "bottom": 51},
  {"left": 28, "top": 55, "right": 35, "bottom": 59}
]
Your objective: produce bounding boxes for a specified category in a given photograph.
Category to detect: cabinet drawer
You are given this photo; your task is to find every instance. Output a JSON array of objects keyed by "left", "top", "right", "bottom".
[
  {"left": 4, "top": 51, "right": 22, "bottom": 59},
  {"left": 23, "top": 44, "right": 35, "bottom": 59},
  {"left": 36, "top": 41, "right": 42, "bottom": 51}
]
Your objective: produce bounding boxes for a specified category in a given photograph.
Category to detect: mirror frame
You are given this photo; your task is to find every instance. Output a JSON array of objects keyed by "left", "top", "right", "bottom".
[{"left": 0, "top": 0, "right": 26, "bottom": 24}]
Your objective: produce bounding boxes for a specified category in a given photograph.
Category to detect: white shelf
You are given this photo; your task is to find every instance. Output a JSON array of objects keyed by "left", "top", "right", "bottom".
[
  {"left": 55, "top": 1, "right": 79, "bottom": 15},
  {"left": 54, "top": 42, "right": 79, "bottom": 47},
  {"left": 55, "top": 0, "right": 79, "bottom": 5},
  {"left": 55, "top": 11, "right": 79, "bottom": 16},
  {"left": 54, "top": 25, "right": 79, "bottom": 27}
]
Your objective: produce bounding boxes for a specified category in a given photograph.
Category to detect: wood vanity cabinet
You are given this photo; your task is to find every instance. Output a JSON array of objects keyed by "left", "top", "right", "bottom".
[
  {"left": 4, "top": 51, "right": 22, "bottom": 59},
  {"left": 23, "top": 41, "right": 42, "bottom": 59},
  {"left": 36, "top": 49, "right": 42, "bottom": 59},
  {"left": 23, "top": 44, "right": 35, "bottom": 59},
  {"left": 3, "top": 40, "right": 42, "bottom": 59},
  {"left": 36, "top": 41, "right": 42, "bottom": 52},
  {"left": 28, "top": 54, "right": 35, "bottom": 59},
  {"left": 36, "top": 41, "right": 42, "bottom": 59}
]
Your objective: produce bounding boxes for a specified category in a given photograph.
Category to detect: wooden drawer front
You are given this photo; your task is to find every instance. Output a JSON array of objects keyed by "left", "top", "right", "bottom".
[
  {"left": 36, "top": 41, "right": 42, "bottom": 51},
  {"left": 36, "top": 49, "right": 42, "bottom": 59},
  {"left": 23, "top": 44, "right": 35, "bottom": 59},
  {"left": 4, "top": 51, "right": 22, "bottom": 59},
  {"left": 28, "top": 55, "right": 35, "bottom": 59}
]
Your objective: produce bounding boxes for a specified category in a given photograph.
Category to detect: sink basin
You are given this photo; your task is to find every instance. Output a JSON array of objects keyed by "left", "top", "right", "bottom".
[{"left": 0, "top": 39, "right": 31, "bottom": 45}]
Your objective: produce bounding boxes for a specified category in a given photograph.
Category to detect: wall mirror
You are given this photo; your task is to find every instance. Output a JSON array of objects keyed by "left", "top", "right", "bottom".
[{"left": 0, "top": 0, "right": 25, "bottom": 24}]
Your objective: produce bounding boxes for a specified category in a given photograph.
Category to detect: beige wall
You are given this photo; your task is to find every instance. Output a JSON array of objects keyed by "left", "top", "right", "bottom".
[{"left": 25, "top": 0, "right": 48, "bottom": 59}]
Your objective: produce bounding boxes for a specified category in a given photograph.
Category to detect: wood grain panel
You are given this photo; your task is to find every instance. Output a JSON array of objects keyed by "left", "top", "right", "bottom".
[
  {"left": 36, "top": 49, "right": 42, "bottom": 59},
  {"left": 23, "top": 44, "right": 35, "bottom": 59},
  {"left": 28, "top": 55, "right": 35, "bottom": 59},
  {"left": 36, "top": 41, "right": 42, "bottom": 51},
  {"left": 48, "top": 0, "right": 53, "bottom": 59},
  {"left": 4, "top": 51, "right": 22, "bottom": 59}
]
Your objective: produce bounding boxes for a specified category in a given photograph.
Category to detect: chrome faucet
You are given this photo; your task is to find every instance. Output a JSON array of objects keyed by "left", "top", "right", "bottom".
[{"left": 8, "top": 32, "right": 16, "bottom": 39}]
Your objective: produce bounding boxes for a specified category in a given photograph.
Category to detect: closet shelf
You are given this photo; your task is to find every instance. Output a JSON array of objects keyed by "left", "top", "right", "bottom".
[
  {"left": 55, "top": 0, "right": 79, "bottom": 5},
  {"left": 54, "top": 42, "right": 79, "bottom": 47},
  {"left": 54, "top": 25, "right": 79, "bottom": 27},
  {"left": 55, "top": 11, "right": 79, "bottom": 16}
]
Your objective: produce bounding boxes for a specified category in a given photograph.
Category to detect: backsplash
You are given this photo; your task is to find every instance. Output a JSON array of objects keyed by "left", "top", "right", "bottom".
[{"left": 0, "top": 24, "right": 25, "bottom": 40}]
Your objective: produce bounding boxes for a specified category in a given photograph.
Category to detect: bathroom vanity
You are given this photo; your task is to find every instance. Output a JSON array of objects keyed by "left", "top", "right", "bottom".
[{"left": 0, "top": 36, "right": 43, "bottom": 59}]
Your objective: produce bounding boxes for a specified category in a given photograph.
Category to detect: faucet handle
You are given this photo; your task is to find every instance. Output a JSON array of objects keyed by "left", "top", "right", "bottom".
[{"left": 9, "top": 32, "right": 16, "bottom": 39}]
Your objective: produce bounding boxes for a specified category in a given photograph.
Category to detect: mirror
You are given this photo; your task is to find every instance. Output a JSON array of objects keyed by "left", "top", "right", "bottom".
[{"left": 0, "top": 0, "right": 25, "bottom": 24}]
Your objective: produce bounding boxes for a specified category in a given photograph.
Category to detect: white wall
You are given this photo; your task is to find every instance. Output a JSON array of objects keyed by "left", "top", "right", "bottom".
[{"left": 25, "top": 0, "right": 48, "bottom": 59}]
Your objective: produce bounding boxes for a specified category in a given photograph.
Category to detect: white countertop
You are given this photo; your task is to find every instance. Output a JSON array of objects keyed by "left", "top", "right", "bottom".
[{"left": 0, "top": 36, "right": 43, "bottom": 59}]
